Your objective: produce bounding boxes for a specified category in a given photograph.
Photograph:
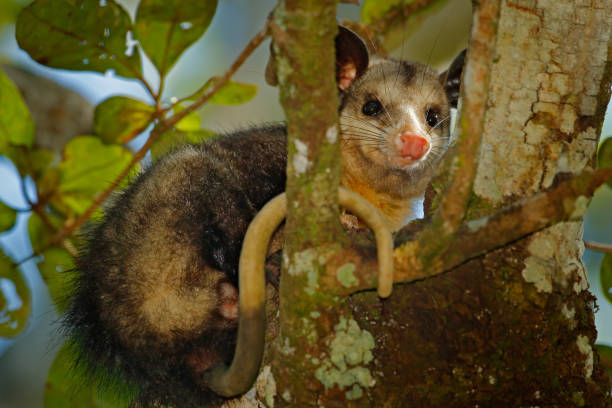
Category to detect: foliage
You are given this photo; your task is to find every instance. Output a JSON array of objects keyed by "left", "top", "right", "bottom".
[
  {"left": 0, "top": 250, "right": 31, "bottom": 338},
  {"left": 0, "top": 0, "right": 257, "bottom": 404},
  {"left": 16, "top": 0, "right": 143, "bottom": 78},
  {"left": 596, "top": 138, "right": 612, "bottom": 306},
  {"left": 0, "top": 69, "right": 34, "bottom": 150},
  {"left": 44, "top": 342, "right": 135, "bottom": 407},
  {"left": 598, "top": 137, "right": 612, "bottom": 187},
  {"left": 594, "top": 344, "right": 612, "bottom": 380},
  {"left": 600, "top": 253, "right": 612, "bottom": 305},
  {"left": 0, "top": 0, "right": 25, "bottom": 27}
]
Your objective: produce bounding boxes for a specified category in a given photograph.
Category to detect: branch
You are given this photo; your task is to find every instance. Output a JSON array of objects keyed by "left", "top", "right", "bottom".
[
  {"left": 346, "top": 167, "right": 612, "bottom": 292},
  {"left": 396, "top": 0, "right": 502, "bottom": 271},
  {"left": 348, "top": 168, "right": 612, "bottom": 291},
  {"left": 585, "top": 241, "right": 612, "bottom": 254}
]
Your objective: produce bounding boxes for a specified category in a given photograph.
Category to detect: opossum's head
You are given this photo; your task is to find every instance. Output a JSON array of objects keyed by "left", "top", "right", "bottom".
[{"left": 336, "top": 26, "right": 465, "bottom": 177}]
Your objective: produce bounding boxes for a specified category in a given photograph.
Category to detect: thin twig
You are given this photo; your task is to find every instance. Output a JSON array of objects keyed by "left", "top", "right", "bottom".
[{"left": 585, "top": 241, "right": 612, "bottom": 254}]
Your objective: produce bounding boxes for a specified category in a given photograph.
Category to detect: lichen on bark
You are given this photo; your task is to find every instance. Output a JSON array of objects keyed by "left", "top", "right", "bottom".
[{"left": 244, "top": 0, "right": 612, "bottom": 406}]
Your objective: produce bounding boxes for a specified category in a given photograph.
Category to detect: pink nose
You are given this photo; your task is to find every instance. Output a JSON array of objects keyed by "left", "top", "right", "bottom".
[{"left": 397, "top": 133, "right": 430, "bottom": 159}]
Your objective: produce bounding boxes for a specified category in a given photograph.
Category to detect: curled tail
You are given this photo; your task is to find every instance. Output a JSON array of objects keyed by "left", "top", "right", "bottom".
[{"left": 62, "top": 128, "right": 287, "bottom": 407}]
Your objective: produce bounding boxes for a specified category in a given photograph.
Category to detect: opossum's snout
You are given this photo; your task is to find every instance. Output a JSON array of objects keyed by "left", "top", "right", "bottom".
[{"left": 395, "top": 132, "right": 430, "bottom": 161}]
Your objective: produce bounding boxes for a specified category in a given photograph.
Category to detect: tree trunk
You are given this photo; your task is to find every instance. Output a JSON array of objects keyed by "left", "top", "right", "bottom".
[{"left": 224, "top": 0, "right": 612, "bottom": 406}]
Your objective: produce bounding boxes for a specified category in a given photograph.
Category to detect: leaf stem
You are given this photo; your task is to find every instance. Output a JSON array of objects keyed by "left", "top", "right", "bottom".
[{"left": 585, "top": 241, "right": 612, "bottom": 254}]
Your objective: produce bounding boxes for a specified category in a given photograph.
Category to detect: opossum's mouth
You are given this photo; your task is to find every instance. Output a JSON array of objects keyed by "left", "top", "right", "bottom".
[{"left": 388, "top": 154, "right": 428, "bottom": 169}]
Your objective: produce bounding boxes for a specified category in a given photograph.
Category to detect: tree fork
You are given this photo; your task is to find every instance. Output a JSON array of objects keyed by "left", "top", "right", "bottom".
[{"left": 259, "top": 0, "right": 612, "bottom": 406}]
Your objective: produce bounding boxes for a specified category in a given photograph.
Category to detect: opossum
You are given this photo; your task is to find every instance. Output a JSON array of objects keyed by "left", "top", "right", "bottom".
[{"left": 63, "top": 26, "right": 464, "bottom": 407}]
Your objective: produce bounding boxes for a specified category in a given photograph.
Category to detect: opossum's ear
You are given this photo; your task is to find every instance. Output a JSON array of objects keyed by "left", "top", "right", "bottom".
[
  {"left": 439, "top": 49, "right": 466, "bottom": 108},
  {"left": 336, "top": 26, "right": 369, "bottom": 91}
]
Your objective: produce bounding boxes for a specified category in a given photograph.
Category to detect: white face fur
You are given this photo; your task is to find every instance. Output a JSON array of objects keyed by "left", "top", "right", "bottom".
[{"left": 339, "top": 57, "right": 452, "bottom": 177}]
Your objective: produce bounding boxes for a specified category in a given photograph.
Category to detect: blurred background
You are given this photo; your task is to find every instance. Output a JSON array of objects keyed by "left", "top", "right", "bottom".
[{"left": 0, "top": 0, "right": 609, "bottom": 406}]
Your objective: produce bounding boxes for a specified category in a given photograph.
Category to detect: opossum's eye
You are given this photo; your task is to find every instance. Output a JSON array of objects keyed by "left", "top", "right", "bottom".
[
  {"left": 425, "top": 108, "right": 439, "bottom": 127},
  {"left": 362, "top": 100, "right": 383, "bottom": 117}
]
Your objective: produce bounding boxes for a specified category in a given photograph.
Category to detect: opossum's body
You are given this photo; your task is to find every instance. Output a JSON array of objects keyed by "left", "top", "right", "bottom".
[
  {"left": 66, "top": 127, "right": 287, "bottom": 406},
  {"left": 64, "top": 27, "right": 464, "bottom": 407}
]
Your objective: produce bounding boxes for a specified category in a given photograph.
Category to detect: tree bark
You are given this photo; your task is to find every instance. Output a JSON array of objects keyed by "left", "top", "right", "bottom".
[
  {"left": 349, "top": 0, "right": 612, "bottom": 406},
  {"left": 223, "top": 0, "right": 612, "bottom": 406}
]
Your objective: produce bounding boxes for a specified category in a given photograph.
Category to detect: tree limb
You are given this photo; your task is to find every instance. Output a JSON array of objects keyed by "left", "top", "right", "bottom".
[
  {"left": 347, "top": 167, "right": 612, "bottom": 292},
  {"left": 394, "top": 0, "right": 501, "bottom": 273}
]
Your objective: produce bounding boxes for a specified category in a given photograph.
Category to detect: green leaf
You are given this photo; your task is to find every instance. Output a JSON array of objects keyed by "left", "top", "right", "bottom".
[
  {"left": 600, "top": 253, "right": 612, "bottom": 305},
  {"left": 37, "top": 247, "right": 74, "bottom": 313},
  {"left": 53, "top": 136, "right": 135, "bottom": 216},
  {"left": 210, "top": 81, "right": 257, "bottom": 105},
  {"left": 94, "top": 96, "right": 154, "bottom": 144},
  {"left": 187, "top": 78, "right": 258, "bottom": 106},
  {"left": 362, "top": 0, "right": 414, "bottom": 24},
  {"left": 0, "top": 251, "right": 31, "bottom": 338},
  {"left": 0, "top": 201, "right": 17, "bottom": 233},
  {"left": 151, "top": 128, "right": 216, "bottom": 161},
  {"left": 597, "top": 137, "right": 612, "bottom": 188},
  {"left": 173, "top": 102, "right": 201, "bottom": 131},
  {"left": 135, "top": 0, "right": 218, "bottom": 77},
  {"left": 39, "top": 167, "right": 61, "bottom": 203},
  {"left": 0, "top": 69, "right": 34, "bottom": 152},
  {"left": 28, "top": 212, "right": 64, "bottom": 252},
  {"left": 362, "top": 0, "right": 452, "bottom": 58},
  {"left": 595, "top": 344, "right": 612, "bottom": 380},
  {"left": 45, "top": 342, "right": 135, "bottom": 408},
  {"left": 4, "top": 146, "right": 54, "bottom": 180},
  {"left": 176, "top": 111, "right": 201, "bottom": 131},
  {"left": 0, "top": 0, "right": 23, "bottom": 27},
  {"left": 16, "top": 0, "right": 142, "bottom": 79}
]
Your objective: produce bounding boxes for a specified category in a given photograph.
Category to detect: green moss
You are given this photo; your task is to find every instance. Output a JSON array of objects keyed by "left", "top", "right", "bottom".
[
  {"left": 301, "top": 317, "right": 318, "bottom": 343},
  {"left": 288, "top": 248, "right": 317, "bottom": 277},
  {"left": 287, "top": 248, "right": 321, "bottom": 296},
  {"left": 280, "top": 337, "right": 296, "bottom": 356},
  {"left": 465, "top": 190, "right": 498, "bottom": 220},
  {"left": 313, "top": 317, "right": 376, "bottom": 399},
  {"left": 345, "top": 384, "right": 363, "bottom": 400},
  {"left": 336, "top": 263, "right": 358, "bottom": 288},
  {"left": 572, "top": 391, "right": 585, "bottom": 406},
  {"left": 306, "top": 268, "right": 318, "bottom": 296}
]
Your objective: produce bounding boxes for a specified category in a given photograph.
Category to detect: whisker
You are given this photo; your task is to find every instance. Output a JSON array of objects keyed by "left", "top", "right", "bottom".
[
  {"left": 341, "top": 114, "right": 391, "bottom": 133},
  {"left": 379, "top": 64, "right": 395, "bottom": 126}
]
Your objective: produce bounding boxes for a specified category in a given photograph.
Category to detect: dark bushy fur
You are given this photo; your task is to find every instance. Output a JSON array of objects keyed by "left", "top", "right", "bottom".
[
  {"left": 62, "top": 26, "right": 464, "bottom": 407},
  {"left": 64, "top": 126, "right": 287, "bottom": 407}
]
